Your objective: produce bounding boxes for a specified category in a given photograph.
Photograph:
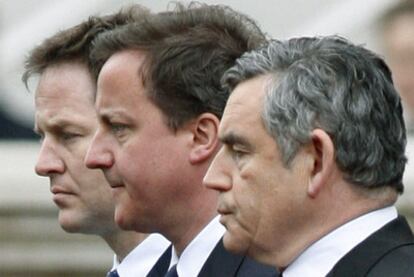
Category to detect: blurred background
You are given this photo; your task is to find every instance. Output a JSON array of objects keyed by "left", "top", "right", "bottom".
[{"left": 1, "top": 0, "right": 413, "bottom": 276}]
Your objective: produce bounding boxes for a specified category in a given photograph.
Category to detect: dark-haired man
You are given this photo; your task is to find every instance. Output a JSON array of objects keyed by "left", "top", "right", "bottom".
[
  {"left": 85, "top": 3, "right": 277, "bottom": 276},
  {"left": 24, "top": 6, "right": 169, "bottom": 276}
]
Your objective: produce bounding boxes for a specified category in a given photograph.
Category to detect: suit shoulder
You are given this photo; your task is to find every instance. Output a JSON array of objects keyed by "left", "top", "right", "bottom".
[{"left": 367, "top": 243, "right": 414, "bottom": 276}]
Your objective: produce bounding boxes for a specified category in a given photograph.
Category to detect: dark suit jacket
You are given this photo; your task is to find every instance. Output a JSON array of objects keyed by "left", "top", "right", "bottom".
[
  {"left": 147, "top": 239, "right": 278, "bottom": 277},
  {"left": 327, "top": 216, "right": 414, "bottom": 277}
]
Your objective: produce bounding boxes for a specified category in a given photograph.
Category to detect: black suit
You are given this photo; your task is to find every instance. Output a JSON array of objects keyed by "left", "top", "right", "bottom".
[
  {"left": 327, "top": 216, "right": 414, "bottom": 277},
  {"left": 147, "top": 239, "right": 278, "bottom": 277}
]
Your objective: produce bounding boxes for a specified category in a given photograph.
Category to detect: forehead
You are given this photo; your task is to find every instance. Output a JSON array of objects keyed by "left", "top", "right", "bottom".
[
  {"left": 96, "top": 49, "right": 148, "bottom": 108},
  {"left": 34, "top": 62, "right": 97, "bottom": 129},
  {"left": 35, "top": 61, "right": 95, "bottom": 104},
  {"left": 220, "top": 75, "right": 270, "bottom": 131},
  {"left": 98, "top": 49, "right": 147, "bottom": 91}
]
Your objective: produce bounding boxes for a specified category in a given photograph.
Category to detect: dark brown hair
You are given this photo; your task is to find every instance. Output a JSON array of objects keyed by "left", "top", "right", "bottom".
[
  {"left": 22, "top": 5, "right": 149, "bottom": 88},
  {"left": 90, "top": 2, "right": 267, "bottom": 129}
]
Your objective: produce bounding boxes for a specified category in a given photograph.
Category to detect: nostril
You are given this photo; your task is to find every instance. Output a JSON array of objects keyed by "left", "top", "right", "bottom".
[
  {"left": 35, "top": 162, "right": 62, "bottom": 176},
  {"left": 84, "top": 154, "right": 94, "bottom": 169},
  {"left": 35, "top": 153, "right": 65, "bottom": 176},
  {"left": 34, "top": 164, "right": 46, "bottom": 176},
  {"left": 85, "top": 152, "right": 101, "bottom": 169},
  {"left": 85, "top": 150, "right": 113, "bottom": 170},
  {"left": 85, "top": 158, "right": 99, "bottom": 169}
]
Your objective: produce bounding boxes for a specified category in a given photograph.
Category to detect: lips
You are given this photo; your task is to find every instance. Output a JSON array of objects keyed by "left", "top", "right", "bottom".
[
  {"left": 102, "top": 172, "right": 124, "bottom": 189},
  {"left": 106, "top": 180, "right": 125, "bottom": 190},
  {"left": 217, "top": 204, "right": 232, "bottom": 215},
  {"left": 50, "top": 186, "right": 75, "bottom": 195},
  {"left": 218, "top": 208, "right": 232, "bottom": 227},
  {"left": 109, "top": 183, "right": 124, "bottom": 189},
  {"left": 50, "top": 185, "right": 76, "bottom": 207}
]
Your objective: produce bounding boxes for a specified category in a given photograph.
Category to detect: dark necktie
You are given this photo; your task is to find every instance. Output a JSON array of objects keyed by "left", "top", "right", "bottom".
[
  {"left": 164, "top": 264, "right": 178, "bottom": 277},
  {"left": 147, "top": 245, "right": 172, "bottom": 277},
  {"left": 107, "top": 269, "right": 120, "bottom": 277}
]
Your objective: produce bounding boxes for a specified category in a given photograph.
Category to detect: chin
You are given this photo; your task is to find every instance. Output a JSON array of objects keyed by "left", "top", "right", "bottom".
[
  {"left": 114, "top": 208, "right": 135, "bottom": 231},
  {"left": 59, "top": 218, "right": 83, "bottom": 233},
  {"left": 58, "top": 211, "right": 88, "bottom": 234},
  {"left": 222, "top": 231, "right": 249, "bottom": 256}
]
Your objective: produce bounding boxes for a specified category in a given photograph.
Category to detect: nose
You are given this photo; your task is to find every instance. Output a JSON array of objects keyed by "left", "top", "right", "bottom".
[
  {"left": 85, "top": 128, "right": 114, "bottom": 169},
  {"left": 35, "top": 137, "right": 64, "bottom": 177},
  {"left": 203, "top": 147, "right": 232, "bottom": 192}
]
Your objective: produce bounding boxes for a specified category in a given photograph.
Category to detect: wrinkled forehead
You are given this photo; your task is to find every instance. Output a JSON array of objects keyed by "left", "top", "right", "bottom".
[
  {"left": 35, "top": 61, "right": 95, "bottom": 103},
  {"left": 221, "top": 75, "right": 270, "bottom": 128}
]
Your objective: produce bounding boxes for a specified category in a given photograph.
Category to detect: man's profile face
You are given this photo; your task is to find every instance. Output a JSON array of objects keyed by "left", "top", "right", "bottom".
[
  {"left": 86, "top": 50, "right": 196, "bottom": 233},
  {"left": 34, "top": 61, "right": 116, "bottom": 234},
  {"left": 383, "top": 13, "right": 414, "bottom": 119},
  {"left": 204, "top": 75, "right": 312, "bottom": 264}
]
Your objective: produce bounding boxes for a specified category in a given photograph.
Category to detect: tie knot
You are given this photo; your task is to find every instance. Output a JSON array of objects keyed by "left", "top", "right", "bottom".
[
  {"left": 165, "top": 264, "right": 178, "bottom": 277},
  {"left": 107, "top": 269, "right": 119, "bottom": 277}
]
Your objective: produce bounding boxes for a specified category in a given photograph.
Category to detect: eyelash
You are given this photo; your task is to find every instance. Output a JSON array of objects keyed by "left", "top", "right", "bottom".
[
  {"left": 61, "top": 132, "right": 80, "bottom": 141},
  {"left": 230, "top": 145, "right": 247, "bottom": 161},
  {"left": 109, "top": 122, "right": 128, "bottom": 136}
]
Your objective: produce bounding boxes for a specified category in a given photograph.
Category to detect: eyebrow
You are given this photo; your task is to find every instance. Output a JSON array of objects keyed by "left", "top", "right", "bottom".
[
  {"left": 35, "top": 118, "right": 87, "bottom": 134},
  {"left": 220, "top": 132, "right": 253, "bottom": 150},
  {"left": 98, "top": 109, "right": 133, "bottom": 122}
]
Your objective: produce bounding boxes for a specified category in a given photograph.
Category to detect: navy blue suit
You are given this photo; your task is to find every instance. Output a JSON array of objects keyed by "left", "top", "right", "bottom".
[
  {"left": 147, "top": 239, "right": 278, "bottom": 277},
  {"left": 327, "top": 216, "right": 414, "bottom": 277}
]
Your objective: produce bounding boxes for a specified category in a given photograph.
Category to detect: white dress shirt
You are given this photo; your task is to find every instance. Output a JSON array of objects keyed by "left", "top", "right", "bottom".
[
  {"left": 168, "top": 215, "right": 226, "bottom": 277},
  {"left": 283, "top": 206, "right": 398, "bottom": 277},
  {"left": 110, "top": 233, "right": 170, "bottom": 277}
]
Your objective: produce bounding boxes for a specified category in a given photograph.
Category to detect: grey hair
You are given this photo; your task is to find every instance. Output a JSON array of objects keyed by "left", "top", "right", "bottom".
[{"left": 222, "top": 36, "right": 407, "bottom": 193}]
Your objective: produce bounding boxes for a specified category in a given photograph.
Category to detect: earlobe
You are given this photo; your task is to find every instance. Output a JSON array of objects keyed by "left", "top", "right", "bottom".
[
  {"left": 307, "top": 129, "right": 335, "bottom": 198},
  {"left": 188, "top": 113, "right": 220, "bottom": 164}
]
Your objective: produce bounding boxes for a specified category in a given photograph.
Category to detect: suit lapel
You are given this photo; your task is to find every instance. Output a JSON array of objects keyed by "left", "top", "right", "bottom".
[
  {"left": 198, "top": 239, "right": 278, "bottom": 277},
  {"left": 147, "top": 239, "right": 278, "bottom": 277},
  {"left": 198, "top": 239, "right": 245, "bottom": 277},
  {"left": 327, "top": 216, "right": 414, "bottom": 277},
  {"left": 147, "top": 240, "right": 242, "bottom": 277}
]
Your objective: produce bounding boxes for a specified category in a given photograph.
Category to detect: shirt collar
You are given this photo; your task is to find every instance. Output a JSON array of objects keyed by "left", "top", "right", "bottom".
[
  {"left": 112, "top": 233, "right": 170, "bottom": 277},
  {"left": 170, "top": 215, "right": 225, "bottom": 277},
  {"left": 283, "top": 206, "right": 398, "bottom": 277}
]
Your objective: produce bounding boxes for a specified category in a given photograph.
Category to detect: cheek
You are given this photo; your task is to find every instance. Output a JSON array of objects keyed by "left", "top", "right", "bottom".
[
  {"left": 116, "top": 139, "right": 150, "bottom": 181},
  {"left": 120, "top": 133, "right": 187, "bottom": 181},
  {"left": 115, "top": 143, "right": 169, "bottom": 202},
  {"left": 238, "top": 164, "right": 282, "bottom": 224},
  {"left": 233, "top": 175, "right": 262, "bottom": 228},
  {"left": 77, "top": 172, "right": 113, "bottom": 206}
]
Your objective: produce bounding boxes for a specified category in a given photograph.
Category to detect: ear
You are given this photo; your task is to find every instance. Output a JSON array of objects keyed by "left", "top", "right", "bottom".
[
  {"left": 307, "top": 129, "right": 335, "bottom": 198},
  {"left": 188, "top": 113, "right": 220, "bottom": 164}
]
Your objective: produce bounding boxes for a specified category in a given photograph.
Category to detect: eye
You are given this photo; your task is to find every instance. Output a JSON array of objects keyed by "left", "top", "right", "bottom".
[
  {"left": 109, "top": 122, "right": 128, "bottom": 136},
  {"left": 60, "top": 131, "right": 81, "bottom": 141},
  {"left": 230, "top": 145, "right": 248, "bottom": 162}
]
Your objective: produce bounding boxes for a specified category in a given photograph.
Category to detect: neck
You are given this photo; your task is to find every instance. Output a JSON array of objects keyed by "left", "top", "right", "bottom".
[
  {"left": 169, "top": 189, "right": 218, "bottom": 255},
  {"left": 172, "top": 209, "right": 217, "bottom": 256},
  {"left": 165, "top": 177, "right": 219, "bottom": 256},
  {"left": 102, "top": 230, "right": 148, "bottom": 262}
]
